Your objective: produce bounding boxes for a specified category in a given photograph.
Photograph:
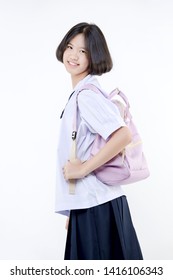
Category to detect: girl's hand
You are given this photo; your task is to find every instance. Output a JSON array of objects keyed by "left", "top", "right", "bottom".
[
  {"left": 63, "top": 158, "right": 85, "bottom": 180},
  {"left": 65, "top": 217, "right": 69, "bottom": 230}
]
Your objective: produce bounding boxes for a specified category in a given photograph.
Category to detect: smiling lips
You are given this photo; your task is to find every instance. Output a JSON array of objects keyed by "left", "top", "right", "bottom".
[{"left": 68, "top": 61, "right": 79, "bottom": 66}]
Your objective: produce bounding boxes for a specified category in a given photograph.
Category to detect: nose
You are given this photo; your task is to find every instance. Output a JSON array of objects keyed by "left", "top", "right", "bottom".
[{"left": 70, "top": 49, "right": 79, "bottom": 60}]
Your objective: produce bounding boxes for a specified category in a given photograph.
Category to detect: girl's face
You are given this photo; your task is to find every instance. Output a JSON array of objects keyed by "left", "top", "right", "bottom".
[{"left": 63, "top": 33, "right": 89, "bottom": 86}]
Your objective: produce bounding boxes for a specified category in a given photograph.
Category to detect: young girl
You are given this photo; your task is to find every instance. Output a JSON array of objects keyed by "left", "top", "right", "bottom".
[{"left": 55, "top": 22, "right": 143, "bottom": 260}]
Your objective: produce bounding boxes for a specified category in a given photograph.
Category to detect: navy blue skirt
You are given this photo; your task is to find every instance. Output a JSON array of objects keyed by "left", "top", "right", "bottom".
[{"left": 64, "top": 195, "right": 143, "bottom": 260}]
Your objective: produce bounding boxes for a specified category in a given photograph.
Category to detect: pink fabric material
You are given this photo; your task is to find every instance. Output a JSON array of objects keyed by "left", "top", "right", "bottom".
[{"left": 75, "top": 84, "right": 150, "bottom": 186}]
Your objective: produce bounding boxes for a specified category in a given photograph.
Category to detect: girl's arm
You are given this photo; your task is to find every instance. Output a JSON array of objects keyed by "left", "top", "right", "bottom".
[
  {"left": 63, "top": 126, "right": 132, "bottom": 180},
  {"left": 65, "top": 217, "right": 69, "bottom": 230}
]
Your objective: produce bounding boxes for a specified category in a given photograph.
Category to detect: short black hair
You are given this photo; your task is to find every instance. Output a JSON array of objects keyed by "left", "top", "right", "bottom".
[{"left": 56, "top": 22, "right": 113, "bottom": 75}]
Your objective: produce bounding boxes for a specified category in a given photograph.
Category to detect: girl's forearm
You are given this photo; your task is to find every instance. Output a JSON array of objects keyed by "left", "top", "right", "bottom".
[{"left": 82, "top": 126, "right": 132, "bottom": 177}]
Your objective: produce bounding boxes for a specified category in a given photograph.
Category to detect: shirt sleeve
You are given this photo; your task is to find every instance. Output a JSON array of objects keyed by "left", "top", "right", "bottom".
[{"left": 77, "top": 89, "right": 126, "bottom": 140}]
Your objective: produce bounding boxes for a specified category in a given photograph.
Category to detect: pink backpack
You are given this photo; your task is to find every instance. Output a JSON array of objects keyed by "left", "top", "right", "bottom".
[{"left": 73, "top": 84, "right": 150, "bottom": 186}]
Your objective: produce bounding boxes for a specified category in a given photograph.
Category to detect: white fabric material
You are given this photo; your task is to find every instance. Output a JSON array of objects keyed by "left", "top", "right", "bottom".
[{"left": 55, "top": 75, "right": 126, "bottom": 216}]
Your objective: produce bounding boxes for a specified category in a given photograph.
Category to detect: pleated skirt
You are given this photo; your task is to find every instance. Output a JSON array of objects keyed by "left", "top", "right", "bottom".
[{"left": 64, "top": 195, "right": 143, "bottom": 260}]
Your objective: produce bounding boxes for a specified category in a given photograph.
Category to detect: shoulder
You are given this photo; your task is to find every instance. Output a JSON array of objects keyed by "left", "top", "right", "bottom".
[
  {"left": 77, "top": 87, "right": 107, "bottom": 109},
  {"left": 77, "top": 79, "right": 107, "bottom": 101},
  {"left": 76, "top": 76, "right": 110, "bottom": 108}
]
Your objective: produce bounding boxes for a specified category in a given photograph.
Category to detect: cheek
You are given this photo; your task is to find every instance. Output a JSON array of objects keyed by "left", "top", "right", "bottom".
[
  {"left": 81, "top": 56, "right": 89, "bottom": 67},
  {"left": 62, "top": 49, "right": 68, "bottom": 63},
  {"left": 85, "top": 58, "right": 89, "bottom": 69},
  {"left": 62, "top": 52, "right": 66, "bottom": 64}
]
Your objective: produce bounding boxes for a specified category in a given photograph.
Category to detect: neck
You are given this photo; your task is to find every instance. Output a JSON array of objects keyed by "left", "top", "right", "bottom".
[{"left": 71, "top": 73, "right": 89, "bottom": 88}]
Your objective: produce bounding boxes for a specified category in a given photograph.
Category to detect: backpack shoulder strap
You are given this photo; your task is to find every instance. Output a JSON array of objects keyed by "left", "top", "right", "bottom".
[
  {"left": 80, "top": 84, "right": 132, "bottom": 121},
  {"left": 109, "top": 88, "right": 132, "bottom": 121}
]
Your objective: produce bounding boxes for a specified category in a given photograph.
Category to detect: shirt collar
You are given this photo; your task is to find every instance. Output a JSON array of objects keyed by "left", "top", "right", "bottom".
[{"left": 73, "top": 75, "right": 97, "bottom": 92}]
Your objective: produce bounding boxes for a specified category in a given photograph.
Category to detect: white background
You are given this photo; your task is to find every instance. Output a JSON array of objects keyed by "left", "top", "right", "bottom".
[{"left": 0, "top": 0, "right": 173, "bottom": 260}]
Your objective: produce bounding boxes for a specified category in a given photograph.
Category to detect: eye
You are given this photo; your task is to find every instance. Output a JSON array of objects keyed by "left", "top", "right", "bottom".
[
  {"left": 66, "top": 44, "right": 73, "bottom": 49},
  {"left": 80, "top": 49, "right": 87, "bottom": 54}
]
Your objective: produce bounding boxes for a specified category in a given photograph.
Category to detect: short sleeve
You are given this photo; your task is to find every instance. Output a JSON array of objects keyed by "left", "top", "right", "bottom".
[{"left": 78, "top": 89, "right": 126, "bottom": 140}]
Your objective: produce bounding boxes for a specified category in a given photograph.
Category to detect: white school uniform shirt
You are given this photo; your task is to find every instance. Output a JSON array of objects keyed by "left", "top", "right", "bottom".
[{"left": 55, "top": 74, "right": 126, "bottom": 216}]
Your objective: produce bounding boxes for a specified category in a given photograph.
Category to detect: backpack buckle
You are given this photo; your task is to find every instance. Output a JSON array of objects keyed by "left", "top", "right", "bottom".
[{"left": 72, "top": 131, "right": 77, "bottom": 140}]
